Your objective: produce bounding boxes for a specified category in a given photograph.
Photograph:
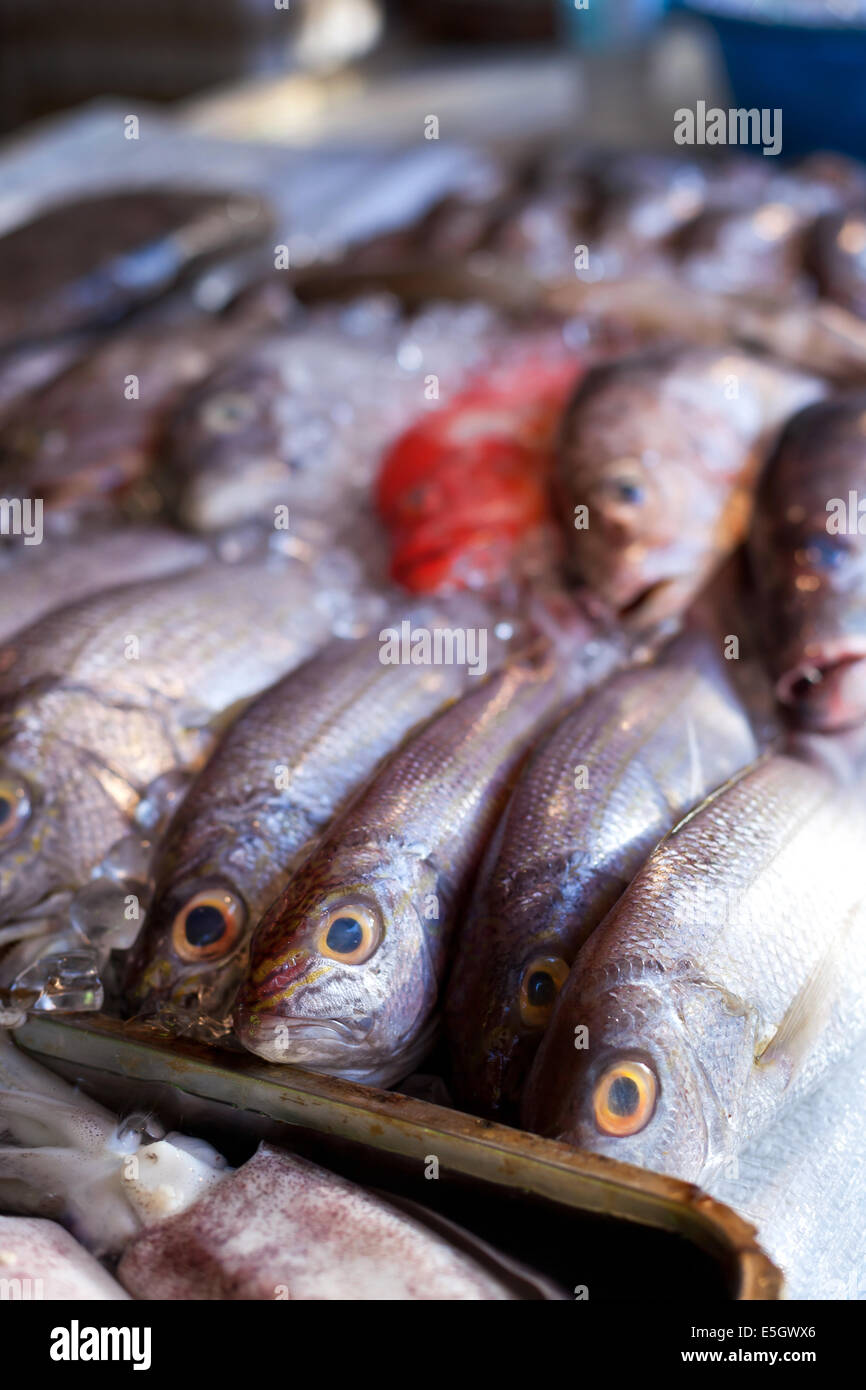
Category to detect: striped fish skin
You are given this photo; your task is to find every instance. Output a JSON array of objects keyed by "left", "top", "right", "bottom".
[
  {"left": 0, "top": 555, "right": 355, "bottom": 928},
  {"left": 0, "top": 526, "right": 208, "bottom": 642},
  {"left": 124, "top": 606, "right": 489, "bottom": 1032},
  {"left": 522, "top": 748, "right": 866, "bottom": 1184},
  {"left": 235, "top": 615, "right": 630, "bottom": 1087},
  {"left": 445, "top": 631, "right": 758, "bottom": 1122}
]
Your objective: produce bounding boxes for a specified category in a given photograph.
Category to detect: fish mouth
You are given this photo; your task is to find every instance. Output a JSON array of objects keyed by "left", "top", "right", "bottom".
[
  {"left": 616, "top": 577, "right": 682, "bottom": 626},
  {"left": 234, "top": 1007, "right": 370, "bottom": 1064},
  {"left": 776, "top": 640, "right": 866, "bottom": 730}
]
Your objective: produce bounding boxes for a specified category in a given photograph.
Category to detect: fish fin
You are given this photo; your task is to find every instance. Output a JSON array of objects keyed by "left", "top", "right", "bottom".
[{"left": 756, "top": 920, "right": 851, "bottom": 1080}]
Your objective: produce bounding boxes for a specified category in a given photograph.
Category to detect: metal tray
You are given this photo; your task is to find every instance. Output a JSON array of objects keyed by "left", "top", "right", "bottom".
[{"left": 14, "top": 1013, "right": 783, "bottom": 1301}]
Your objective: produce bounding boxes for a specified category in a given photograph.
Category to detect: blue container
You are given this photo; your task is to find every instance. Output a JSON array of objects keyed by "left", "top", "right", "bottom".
[{"left": 677, "top": 4, "right": 866, "bottom": 160}]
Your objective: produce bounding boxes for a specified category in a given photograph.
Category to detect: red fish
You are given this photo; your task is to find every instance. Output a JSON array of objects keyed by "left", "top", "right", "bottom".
[{"left": 377, "top": 356, "right": 583, "bottom": 594}]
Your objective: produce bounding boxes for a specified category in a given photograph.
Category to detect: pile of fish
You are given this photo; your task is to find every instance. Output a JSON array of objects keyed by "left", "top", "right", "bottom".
[{"left": 1, "top": 155, "right": 866, "bottom": 1300}]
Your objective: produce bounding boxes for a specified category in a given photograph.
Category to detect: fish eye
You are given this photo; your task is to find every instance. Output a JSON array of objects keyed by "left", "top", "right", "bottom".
[
  {"left": 170, "top": 888, "right": 246, "bottom": 963},
  {"left": 317, "top": 904, "right": 381, "bottom": 965},
  {"left": 799, "top": 534, "right": 850, "bottom": 572},
  {"left": 200, "top": 391, "right": 257, "bottom": 435},
  {"left": 518, "top": 955, "right": 570, "bottom": 1028},
  {"left": 0, "top": 778, "right": 31, "bottom": 844},
  {"left": 610, "top": 478, "right": 645, "bottom": 505},
  {"left": 593, "top": 1059, "right": 658, "bottom": 1137}
]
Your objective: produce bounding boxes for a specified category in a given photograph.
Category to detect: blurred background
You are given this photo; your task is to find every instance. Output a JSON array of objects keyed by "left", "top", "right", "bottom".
[{"left": 0, "top": 1, "right": 863, "bottom": 158}]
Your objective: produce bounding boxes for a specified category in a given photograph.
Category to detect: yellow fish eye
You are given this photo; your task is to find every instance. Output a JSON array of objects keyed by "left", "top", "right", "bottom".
[
  {"left": 316, "top": 904, "right": 381, "bottom": 965},
  {"left": 518, "top": 955, "right": 569, "bottom": 1028},
  {"left": 0, "top": 778, "right": 31, "bottom": 844},
  {"left": 171, "top": 888, "right": 246, "bottom": 964},
  {"left": 593, "top": 1059, "right": 658, "bottom": 1137}
]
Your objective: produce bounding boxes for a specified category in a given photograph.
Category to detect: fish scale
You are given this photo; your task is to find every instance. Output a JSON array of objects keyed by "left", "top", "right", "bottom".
[
  {"left": 523, "top": 749, "right": 866, "bottom": 1183},
  {"left": 0, "top": 557, "right": 352, "bottom": 927},
  {"left": 445, "top": 632, "right": 757, "bottom": 1121},
  {"left": 236, "top": 612, "right": 632, "bottom": 1087},
  {"left": 124, "top": 612, "right": 487, "bottom": 1030}
]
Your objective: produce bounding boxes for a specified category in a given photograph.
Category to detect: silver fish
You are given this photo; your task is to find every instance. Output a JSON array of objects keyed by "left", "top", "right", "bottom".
[
  {"left": 445, "top": 631, "right": 758, "bottom": 1121},
  {"left": 0, "top": 555, "right": 363, "bottom": 928},
  {"left": 236, "top": 610, "right": 632, "bottom": 1086},
  {"left": 124, "top": 607, "right": 492, "bottom": 1034},
  {"left": 0, "top": 527, "right": 207, "bottom": 642},
  {"left": 522, "top": 746, "right": 866, "bottom": 1183}
]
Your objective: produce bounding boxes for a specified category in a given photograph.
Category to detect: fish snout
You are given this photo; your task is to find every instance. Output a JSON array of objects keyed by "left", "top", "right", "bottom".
[{"left": 776, "top": 639, "right": 866, "bottom": 730}]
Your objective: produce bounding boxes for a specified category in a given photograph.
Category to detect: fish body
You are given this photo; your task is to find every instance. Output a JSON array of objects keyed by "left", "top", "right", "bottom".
[
  {"left": 0, "top": 189, "right": 272, "bottom": 351},
  {"left": 0, "top": 1217, "right": 130, "bottom": 1299},
  {"left": 236, "top": 616, "right": 629, "bottom": 1085},
  {"left": 124, "top": 612, "right": 488, "bottom": 1030},
  {"left": 0, "top": 285, "right": 286, "bottom": 516},
  {"left": 675, "top": 200, "right": 810, "bottom": 299},
  {"left": 749, "top": 395, "right": 866, "bottom": 730},
  {"left": 445, "top": 632, "right": 758, "bottom": 1121},
  {"left": 117, "top": 1143, "right": 519, "bottom": 1301},
  {"left": 161, "top": 301, "right": 495, "bottom": 535},
  {"left": 555, "top": 346, "right": 825, "bottom": 625},
  {"left": 0, "top": 526, "right": 207, "bottom": 642},
  {"left": 709, "top": 1042, "right": 866, "bottom": 1300},
  {"left": 0, "top": 556, "right": 356, "bottom": 926},
  {"left": 522, "top": 748, "right": 866, "bottom": 1183}
]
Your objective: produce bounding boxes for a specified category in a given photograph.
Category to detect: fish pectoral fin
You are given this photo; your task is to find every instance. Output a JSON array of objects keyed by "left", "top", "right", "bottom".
[{"left": 756, "top": 942, "right": 844, "bottom": 1083}]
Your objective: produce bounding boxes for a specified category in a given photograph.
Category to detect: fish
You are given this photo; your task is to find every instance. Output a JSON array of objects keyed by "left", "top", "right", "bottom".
[
  {"left": 807, "top": 207, "right": 866, "bottom": 319},
  {"left": 0, "top": 1217, "right": 130, "bottom": 1300},
  {"left": 444, "top": 631, "right": 758, "bottom": 1122},
  {"left": 123, "top": 607, "right": 492, "bottom": 1034},
  {"left": 117, "top": 1143, "right": 535, "bottom": 1301},
  {"left": 749, "top": 395, "right": 866, "bottom": 731},
  {"left": 377, "top": 351, "right": 583, "bottom": 595},
  {"left": 674, "top": 200, "right": 811, "bottom": 300},
  {"left": 0, "top": 526, "right": 208, "bottom": 643},
  {"left": 708, "top": 1041, "right": 866, "bottom": 1300},
  {"left": 160, "top": 299, "right": 497, "bottom": 535},
  {"left": 236, "top": 609, "right": 632, "bottom": 1086},
  {"left": 555, "top": 346, "right": 825, "bottom": 625},
  {"left": 0, "top": 283, "right": 288, "bottom": 517},
  {"left": 0, "top": 335, "right": 93, "bottom": 427},
  {"left": 522, "top": 745, "right": 866, "bottom": 1183},
  {"left": 0, "top": 189, "right": 273, "bottom": 352},
  {"left": 0, "top": 1029, "right": 229, "bottom": 1256},
  {"left": 0, "top": 554, "right": 363, "bottom": 929}
]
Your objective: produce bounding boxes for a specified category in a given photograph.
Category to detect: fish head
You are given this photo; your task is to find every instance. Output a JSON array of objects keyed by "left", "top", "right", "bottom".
[
  {"left": 124, "top": 869, "right": 251, "bottom": 1029},
  {"left": 447, "top": 897, "right": 572, "bottom": 1122},
  {"left": 0, "top": 709, "right": 129, "bottom": 923},
  {"left": 557, "top": 366, "right": 742, "bottom": 625},
  {"left": 166, "top": 353, "right": 291, "bottom": 532},
  {"left": 235, "top": 838, "right": 440, "bottom": 1085},
  {"left": 524, "top": 967, "right": 751, "bottom": 1181},
  {"left": 751, "top": 399, "right": 866, "bottom": 730}
]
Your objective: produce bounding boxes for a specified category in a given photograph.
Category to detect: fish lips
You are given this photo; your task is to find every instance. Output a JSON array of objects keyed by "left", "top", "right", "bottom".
[
  {"left": 234, "top": 1005, "right": 371, "bottom": 1067},
  {"left": 775, "top": 636, "right": 866, "bottom": 730}
]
